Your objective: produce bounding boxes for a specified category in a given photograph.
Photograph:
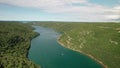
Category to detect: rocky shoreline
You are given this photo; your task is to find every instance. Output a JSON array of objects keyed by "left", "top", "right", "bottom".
[{"left": 57, "top": 35, "right": 108, "bottom": 68}]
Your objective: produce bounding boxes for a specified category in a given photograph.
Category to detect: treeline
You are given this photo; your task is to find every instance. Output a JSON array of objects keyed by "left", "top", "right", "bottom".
[{"left": 0, "top": 21, "right": 40, "bottom": 68}]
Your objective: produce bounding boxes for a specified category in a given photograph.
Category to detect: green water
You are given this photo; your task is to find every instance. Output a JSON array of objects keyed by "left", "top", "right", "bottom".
[{"left": 28, "top": 26, "right": 102, "bottom": 68}]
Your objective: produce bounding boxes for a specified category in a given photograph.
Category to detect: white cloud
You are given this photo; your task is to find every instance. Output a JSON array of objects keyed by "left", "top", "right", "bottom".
[
  {"left": 0, "top": 0, "right": 119, "bottom": 21},
  {"left": 68, "top": 0, "right": 88, "bottom": 3},
  {"left": 0, "top": 0, "right": 88, "bottom": 8},
  {"left": 105, "top": 15, "right": 120, "bottom": 20},
  {"left": 104, "top": 6, "right": 120, "bottom": 21}
]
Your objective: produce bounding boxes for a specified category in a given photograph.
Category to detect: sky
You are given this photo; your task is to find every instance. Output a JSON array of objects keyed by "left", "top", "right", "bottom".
[{"left": 0, "top": 0, "right": 120, "bottom": 22}]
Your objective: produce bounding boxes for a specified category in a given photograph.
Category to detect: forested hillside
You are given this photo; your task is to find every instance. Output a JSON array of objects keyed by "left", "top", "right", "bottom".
[
  {"left": 34, "top": 22, "right": 120, "bottom": 68},
  {"left": 0, "top": 21, "right": 40, "bottom": 68}
]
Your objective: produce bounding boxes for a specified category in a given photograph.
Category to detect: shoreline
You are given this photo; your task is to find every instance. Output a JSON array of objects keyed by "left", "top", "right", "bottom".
[
  {"left": 57, "top": 35, "right": 108, "bottom": 68},
  {"left": 26, "top": 32, "right": 41, "bottom": 68},
  {"left": 27, "top": 33, "right": 40, "bottom": 58}
]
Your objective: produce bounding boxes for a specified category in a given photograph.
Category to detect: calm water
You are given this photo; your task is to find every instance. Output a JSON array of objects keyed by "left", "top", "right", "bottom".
[{"left": 28, "top": 26, "right": 102, "bottom": 68}]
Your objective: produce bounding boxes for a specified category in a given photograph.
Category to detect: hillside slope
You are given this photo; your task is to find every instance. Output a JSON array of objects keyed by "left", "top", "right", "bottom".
[
  {"left": 0, "top": 22, "right": 40, "bottom": 68},
  {"left": 35, "top": 22, "right": 120, "bottom": 68}
]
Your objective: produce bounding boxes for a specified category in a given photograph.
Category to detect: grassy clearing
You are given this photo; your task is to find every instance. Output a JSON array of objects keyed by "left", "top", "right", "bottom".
[
  {"left": 34, "top": 22, "right": 120, "bottom": 68},
  {"left": 0, "top": 21, "right": 40, "bottom": 68}
]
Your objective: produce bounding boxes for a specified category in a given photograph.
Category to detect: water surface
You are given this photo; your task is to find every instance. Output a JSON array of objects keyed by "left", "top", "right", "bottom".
[{"left": 28, "top": 26, "right": 102, "bottom": 68}]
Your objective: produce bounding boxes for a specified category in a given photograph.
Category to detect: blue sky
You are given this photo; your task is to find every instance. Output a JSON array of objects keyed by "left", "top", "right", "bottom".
[{"left": 0, "top": 0, "right": 120, "bottom": 22}]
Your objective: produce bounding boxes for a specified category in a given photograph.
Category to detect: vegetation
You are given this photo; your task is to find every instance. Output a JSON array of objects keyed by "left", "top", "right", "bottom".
[
  {"left": 33, "top": 22, "right": 120, "bottom": 68},
  {"left": 0, "top": 21, "right": 40, "bottom": 68}
]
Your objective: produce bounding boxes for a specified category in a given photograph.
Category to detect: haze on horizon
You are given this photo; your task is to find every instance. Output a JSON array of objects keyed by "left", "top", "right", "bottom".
[{"left": 0, "top": 0, "right": 120, "bottom": 22}]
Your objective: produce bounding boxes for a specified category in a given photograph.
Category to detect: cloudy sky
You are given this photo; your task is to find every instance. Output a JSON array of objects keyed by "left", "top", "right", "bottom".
[{"left": 0, "top": 0, "right": 120, "bottom": 22}]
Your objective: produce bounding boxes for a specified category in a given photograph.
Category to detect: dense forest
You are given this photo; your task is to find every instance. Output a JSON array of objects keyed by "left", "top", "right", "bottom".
[
  {"left": 32, "top": 22, "right": 120, "bottom": 68},
  {"left": 0, "top": 21, "right": 40, "bottom": 68}
]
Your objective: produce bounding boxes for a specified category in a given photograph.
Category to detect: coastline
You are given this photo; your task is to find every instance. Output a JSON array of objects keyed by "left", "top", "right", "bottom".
[
  {"left": 57, "top": 35, "right": 108, "bottom": 68},
  {"left": 27, "top": 33, "right": 40, "bottom": 58},
  {"left": 27, "top": 32, "right": 41, "bottom": 68}
]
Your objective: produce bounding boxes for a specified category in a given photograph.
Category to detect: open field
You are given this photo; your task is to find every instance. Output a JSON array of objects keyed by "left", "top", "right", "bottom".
[
  {"left": 33, "top": 22, "right": 120, "bottom": 68},
  {"left": 0, "top": 21, "right": 40, "bottom": 68}
]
